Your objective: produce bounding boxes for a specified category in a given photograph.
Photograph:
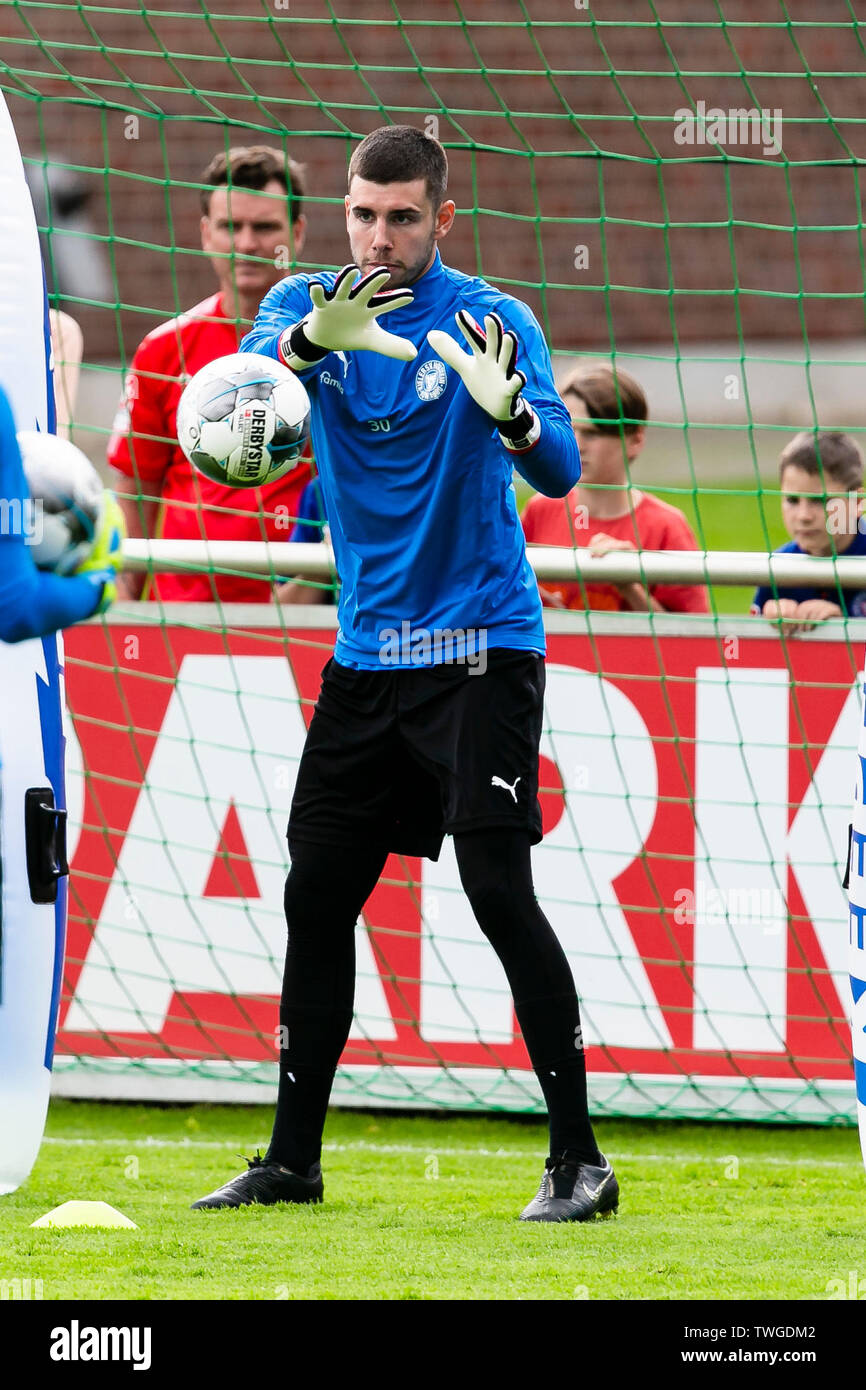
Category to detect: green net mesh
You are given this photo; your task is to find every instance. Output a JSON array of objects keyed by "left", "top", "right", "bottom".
[{"left": 1, "top": 0, "right": 862, "bottom": 1122}]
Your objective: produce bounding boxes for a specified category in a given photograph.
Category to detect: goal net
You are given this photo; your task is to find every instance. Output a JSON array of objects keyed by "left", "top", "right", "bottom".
[{"left": 1, "top": 0, "right": 862, "bottom": 1123}]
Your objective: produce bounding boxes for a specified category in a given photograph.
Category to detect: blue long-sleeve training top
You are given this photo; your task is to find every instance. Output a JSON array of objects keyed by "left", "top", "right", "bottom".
[
  {"left": 0, "top": 382, "right": 102, "bottom": 643},
  {"left": 241, "top": 251, "right": 580, "bottom": 668}
]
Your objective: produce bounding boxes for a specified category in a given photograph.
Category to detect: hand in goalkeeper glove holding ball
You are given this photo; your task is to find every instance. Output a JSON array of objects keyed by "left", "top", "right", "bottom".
[
  {"left": 75, "top": 492, "right": 126, "bottom": 615},
  {"left": 17, "top": 430, "right": 126, "bottom": 618}
]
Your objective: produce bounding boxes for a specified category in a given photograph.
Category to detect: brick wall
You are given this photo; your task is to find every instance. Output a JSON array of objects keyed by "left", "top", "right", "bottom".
[{"left": 3, "top": 0, "right": 864, "bottom": 363}]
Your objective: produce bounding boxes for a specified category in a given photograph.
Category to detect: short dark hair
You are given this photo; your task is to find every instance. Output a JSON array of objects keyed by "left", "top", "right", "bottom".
[
  {"left": 561, "top": 363, "right": 648, "bottom": 436},
  {"left": 200, "top": 145, "right": 306, "bottom": 217},
  {"left": 779, "top": 431, "right": 863, "bottom": 490},
  {"left": 347, "top": 125, "right": 448, "bottom": 210}
]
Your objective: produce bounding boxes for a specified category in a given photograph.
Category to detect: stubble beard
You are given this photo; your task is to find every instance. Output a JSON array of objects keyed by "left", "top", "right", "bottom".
[{"left": 359, "top": 228, "right": 437, "bottom": 290}]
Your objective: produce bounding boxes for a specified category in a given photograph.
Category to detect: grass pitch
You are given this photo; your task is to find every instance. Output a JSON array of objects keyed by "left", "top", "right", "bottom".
[{"left": 0, "top": 1101, "right": 863, "bottom": 1301}]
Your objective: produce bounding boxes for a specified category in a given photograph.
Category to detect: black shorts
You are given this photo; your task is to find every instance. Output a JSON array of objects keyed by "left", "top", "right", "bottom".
[{"left": 288, "top": 649, "right": 545, "bottom": 861}]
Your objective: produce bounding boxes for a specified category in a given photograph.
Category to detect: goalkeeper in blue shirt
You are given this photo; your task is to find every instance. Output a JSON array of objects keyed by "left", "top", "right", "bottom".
[
  {"left": 192, "top": 126, "right": 618, "bottom": 1223},
  {"left": 0, "top": 381, "right": 121, "bottom": 642}
]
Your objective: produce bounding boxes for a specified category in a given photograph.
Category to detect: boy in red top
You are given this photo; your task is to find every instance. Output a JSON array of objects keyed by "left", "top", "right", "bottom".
[
  {"left": 521, "top": 363, "right": 709, "bottom": 614},
  {"left": 108, "top": 146, "right": 311, "bottom": 602}
]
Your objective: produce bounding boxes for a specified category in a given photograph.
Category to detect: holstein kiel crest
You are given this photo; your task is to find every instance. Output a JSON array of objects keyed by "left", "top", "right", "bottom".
[{"left": 415, "top": 358, "right": 447, "bottom": 401}]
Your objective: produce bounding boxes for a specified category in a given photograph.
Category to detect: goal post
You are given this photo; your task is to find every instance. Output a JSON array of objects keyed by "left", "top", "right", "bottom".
[
  {"left": 120, "top": 539, "right": 866, "bottom": 592},
  {"left": 1, "top": 1, "right": 863, "bottom": 1125}
]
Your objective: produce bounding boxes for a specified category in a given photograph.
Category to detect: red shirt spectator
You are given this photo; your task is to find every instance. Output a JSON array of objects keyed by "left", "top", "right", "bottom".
[
  {"left": 522, "top": 488, "right": 709, "bottom": 613},
  {"left": 108, "top": 291, "right": 310, "bottom": 602},
  {"left": 109, "top": 145, "right": 310, "bottom": 602}
]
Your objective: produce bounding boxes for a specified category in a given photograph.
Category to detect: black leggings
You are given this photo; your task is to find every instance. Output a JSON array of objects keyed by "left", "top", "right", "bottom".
[{"left": 266, "top": 832, "right": 599, "bottom": 1173}]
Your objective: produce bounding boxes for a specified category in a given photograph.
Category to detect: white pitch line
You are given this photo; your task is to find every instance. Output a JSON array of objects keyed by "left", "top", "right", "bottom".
[
  {"left": 41, "top": 1137, "right": 255, "bottom": 1151},
  {"left": 38, "top": 1136, "right": 860, "bottom": 1167}
]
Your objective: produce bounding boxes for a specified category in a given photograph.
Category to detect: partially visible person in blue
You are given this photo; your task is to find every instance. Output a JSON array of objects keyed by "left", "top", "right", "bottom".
[
  {"left": 0, "top": 380, "right": 122, "bottom": 642},
  {"left": 752, "top": 431, "right": 866, "bottom": 636},
  {"left": 276, "top": 474, "right": 334, "bottom": 605},
  {"left": 191, "top": 126, "right": 619, "bottom": 1225},
  {"left": 290, "top": 475, "right": 328, "bottom": 546}
]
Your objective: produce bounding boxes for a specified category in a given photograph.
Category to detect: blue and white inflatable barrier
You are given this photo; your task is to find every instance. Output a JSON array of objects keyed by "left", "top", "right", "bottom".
[{"left": 0, "top": 90, "right": 69, "bottom": 1194}]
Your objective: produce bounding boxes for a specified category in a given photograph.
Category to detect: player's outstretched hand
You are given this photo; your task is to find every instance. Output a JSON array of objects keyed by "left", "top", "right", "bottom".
[
  {"left": 427, "top": 310, "right": 529, "bottom": 423},
  {"left": 305, "top": 264, "right": 417, "bottom": 361},
  {"left": 74, "top": 491, "right": 126, "bottom": 615}
]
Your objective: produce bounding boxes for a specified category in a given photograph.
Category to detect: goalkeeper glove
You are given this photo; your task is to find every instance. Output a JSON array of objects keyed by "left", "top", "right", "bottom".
[
  {"left": 74, "top": 491, "right": 126, "bottom": 615},
  {"left": 279, "top": 264, "right": 418, "bottom": 368},
  {"left": 426, "top": 310, "right": 540, "bottom": 451}
]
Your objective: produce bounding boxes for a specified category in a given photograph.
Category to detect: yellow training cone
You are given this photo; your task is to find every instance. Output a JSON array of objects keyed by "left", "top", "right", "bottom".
[{"left": 30, "top": 1201, "right": 137, "bottom": 1230}]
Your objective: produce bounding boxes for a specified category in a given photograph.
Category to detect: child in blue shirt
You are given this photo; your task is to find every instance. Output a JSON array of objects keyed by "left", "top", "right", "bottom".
[{"left": 752, "top": 431, "right": 866, "bottom": 634}]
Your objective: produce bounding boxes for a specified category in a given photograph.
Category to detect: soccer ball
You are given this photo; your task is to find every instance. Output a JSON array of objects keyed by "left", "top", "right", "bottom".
[
  {"left": 176, "top": 352, "right": 310, "bottom": 488},
  {"left": 17, "top": 431, "right": 104, "bottom": 575}
]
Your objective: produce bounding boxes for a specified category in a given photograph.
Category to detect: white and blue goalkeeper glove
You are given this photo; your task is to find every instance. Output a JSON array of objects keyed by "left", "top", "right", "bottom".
[
  {"left": 74, "top": 491, "right": 125, "bottom": 615},
  {"left": 427, "top": 310, "right": 540, "bottom": 451},
  {"left": 279, "top": 264, "right": 418, "bottom": 368}
]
